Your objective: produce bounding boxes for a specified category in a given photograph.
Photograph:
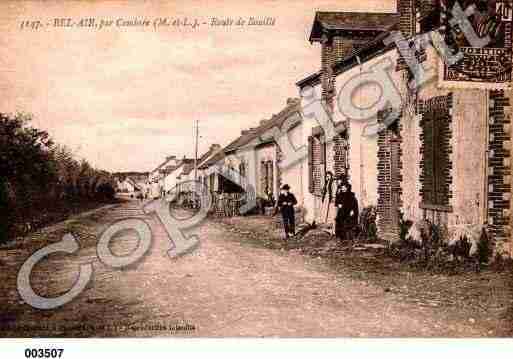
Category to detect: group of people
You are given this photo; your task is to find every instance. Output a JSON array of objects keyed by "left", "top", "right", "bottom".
[{"left": 276, "top": 171, "right": 359, "bottom": 241}]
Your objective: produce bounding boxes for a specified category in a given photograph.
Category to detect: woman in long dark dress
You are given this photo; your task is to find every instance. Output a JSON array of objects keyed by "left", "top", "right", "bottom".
[{"left": 334, "top": 181, "right": 358, "bottom": 241}]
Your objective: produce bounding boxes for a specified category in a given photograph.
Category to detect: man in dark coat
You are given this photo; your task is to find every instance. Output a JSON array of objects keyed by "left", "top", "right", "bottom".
[
  {"left": 277, "top": 184, "right": 297, "bottom": 239},
  {"left": 335, "top": 180, "right": 359, "bottom": 241}
]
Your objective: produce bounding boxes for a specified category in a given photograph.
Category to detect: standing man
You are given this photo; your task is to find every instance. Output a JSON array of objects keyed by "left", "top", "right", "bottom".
[
  {"left": 277, "top": 184, "right": 297, "bottom": 239},
  {"left": 335, "top": 179, "right": 359, "bottom": 241}
]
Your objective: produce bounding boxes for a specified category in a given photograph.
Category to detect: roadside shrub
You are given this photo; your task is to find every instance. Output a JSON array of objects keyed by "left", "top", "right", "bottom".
[
  {"left": 96, "top": 183, "right": 115, "bottom": 200},
  {"left": 399, "top": 210, "right": 413, "bottom": 242},
  {"left": 0, "top": 178, "right": 10, "bottom": 243},
  {"left": 387, "top": 219, "right": 451, "bottom": 270},
  {"left": 358, "top": 206, "right": 377, "bottom": 242},
  {"left": 476, "top": 227, "right": 493, "bottom": 264}
]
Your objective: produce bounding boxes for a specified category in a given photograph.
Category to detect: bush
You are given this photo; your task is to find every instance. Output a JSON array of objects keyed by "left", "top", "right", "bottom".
[
  {"left": 96, "top": 183, "right": 115, "bottom": 200},
  {"left": 358, "top": 206, "right": 378, "bottom": 241},
  {"left": 387, "top": 219, "right": 450, "bottom": 269},
  {"left": 476, "top": 227, "right": 493, "bottom": 264},
  {"left": 0, "top": 178, "right": 10, "bottom": 243}
]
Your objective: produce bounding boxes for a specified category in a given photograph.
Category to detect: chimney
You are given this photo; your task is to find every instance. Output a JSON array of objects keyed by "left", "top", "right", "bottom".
[
  {"left": 287, "top": 97, "right": 299, "bottom": 106},
  {"left": 166, "top": 155, "right": 176, "bottom": 161},
  {"left": 210, "top": 144, "right": 221, "bottom": 151},
  {"left": 241, "top": 130, "right": 249, "bottom": 135}
]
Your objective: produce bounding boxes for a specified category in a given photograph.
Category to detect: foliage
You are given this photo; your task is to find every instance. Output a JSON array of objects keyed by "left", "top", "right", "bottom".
[
  {"left": 387, "top": 219, "right": 448, "bottom": 270},
  {"left": 0, "top": 112, "right": 115, "bottom": 242},
  {"left": 476, "top": 227, "right": 493, "bottom": 264},
  {"left": 399, "top": 210, "right": 413, "bottom": 242},
  {"left": 386, "top": 218, "right": 501, "bottom": 273},
  {"left": 358, "top": 206, "right": 378, "bottom": 242}
]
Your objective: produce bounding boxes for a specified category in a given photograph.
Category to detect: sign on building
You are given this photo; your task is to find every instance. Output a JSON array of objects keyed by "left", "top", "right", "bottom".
[{"left": 440, "top": 0, "right": 512, "bottom": 88}]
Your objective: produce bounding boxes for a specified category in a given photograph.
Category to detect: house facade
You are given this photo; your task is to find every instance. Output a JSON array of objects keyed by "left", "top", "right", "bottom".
[
  {"left": 195, "top": 98, "right": 304, "bottom": 215},
  {"left": 162, "top": 157, "right": 193, "bottom": 194},
  {"left": 148, "top": 155, "right": 179, "bottom": 197},
  {"left": 231, "top": 98, "right": 304, "bottom": 205},
  {"left": 395, "top": 0, "right": 513, "bottom": 257},
  {"left": 297, "top": 11, "right": 399, "bottom": 226},
  {"left": 297, "top": 0, "right": 513, "bottom": 257},
  {"left": 116, "top": 177, "right": 138, "bottom": 193}
]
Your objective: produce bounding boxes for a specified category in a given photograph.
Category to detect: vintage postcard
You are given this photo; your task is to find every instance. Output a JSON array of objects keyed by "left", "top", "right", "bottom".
[{"left": 1, "top": 0, "right": 512, "bottom": 347}]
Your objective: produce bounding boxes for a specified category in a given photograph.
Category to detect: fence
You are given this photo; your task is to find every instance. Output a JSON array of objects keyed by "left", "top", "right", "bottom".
[{"left": 210, "top": 192, "right": 246, "bottom": 217}]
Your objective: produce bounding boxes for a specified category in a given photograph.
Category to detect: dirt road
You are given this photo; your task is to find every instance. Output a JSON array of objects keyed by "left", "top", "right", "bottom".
[{"left": 0, "top": 201, "right": 503, "bottom": 337}]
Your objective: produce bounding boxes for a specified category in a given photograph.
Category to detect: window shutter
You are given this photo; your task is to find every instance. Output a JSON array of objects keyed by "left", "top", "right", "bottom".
[
  {"left": 423, "top": 116, "right": 435, "bottom": 205},
  {"left": 308, "top": 136, "right": 314, "bottom": 194},
  {"left": 420, "top": 94, "right": 453, "bottom": 209},
  {"left": 320, "top": 135, "right": 326, "bottom": 165},
  {"left": 434, "top": 117, "right": 445, "bottom": 206},
  {"left": 269, "top": 161, "right": 274, "bottom": 196}
]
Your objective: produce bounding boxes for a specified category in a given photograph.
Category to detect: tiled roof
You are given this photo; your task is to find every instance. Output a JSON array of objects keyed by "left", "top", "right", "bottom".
[
  {"left": 161, "top": 163, "right": 180, "bottom": 174},
  {"left": 225, "top": 99, "right": 301, "bottom": 153},
  {"left": 198, "top": 99, "right": 302, "bottom": 169},
  {"left": 296, "top": 71, "right": 321, "bottom": 89},
  {"left": 153, "top": 156, "right": 176, "bottom": 173},
  {"left": 199, "top": 149, "right": 226, "bottom": 169},
  {"left": 223, "top": 129, "right": 260, "bottom": 153},
  {"left": 309, "top": 11, "right": 399, "bottom": 42},
  {"left": 298, "top": 29, "right": 396, "bottom": 89},
  {"left": 198, "top": 149, "right": 214, "bottom": 166},
  {"left": 332, "top": 30, "right": 396, "bottom": 75}
]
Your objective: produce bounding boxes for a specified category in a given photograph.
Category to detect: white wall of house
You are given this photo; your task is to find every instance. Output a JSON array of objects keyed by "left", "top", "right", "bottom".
[
  {"left": 300, "top": 82, "right": 323, "bottom": 223},
  {"left": 180, "top": 171, "right": 193, "bottom": 192},
  {"left": 299, "top": 47, "right": 405, "bottom": 225},
  {"left": 163, "top": 164, "right": 183, "bottom": 193},
  {"left": 279, "top": 121, "right": 305, "bottom": 207},
  {"left": 117, "top": 179, "right": 136, "bottom": 193},
  {"left": 334, "top": 47, "right": 400, "bottom": 212},
  {"left": 401, "top": 40, "right": 489, "bottom": 228}
]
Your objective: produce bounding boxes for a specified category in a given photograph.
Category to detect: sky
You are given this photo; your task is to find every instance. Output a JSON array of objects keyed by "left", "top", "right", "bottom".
[{"left": 0, "top": 0, "right": 396, "bottom": 172}]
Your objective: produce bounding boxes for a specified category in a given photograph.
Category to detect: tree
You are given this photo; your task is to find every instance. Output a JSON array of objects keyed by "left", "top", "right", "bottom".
[{"left": 0, "top": 113, "right": 56, "bottom": 240}]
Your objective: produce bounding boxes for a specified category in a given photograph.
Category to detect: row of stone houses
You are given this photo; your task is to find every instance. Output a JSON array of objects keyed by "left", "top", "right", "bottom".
[
  {"left": 148, "top": 0, "right": 512, "bottom": 257},
  {"left": 196, "top": 98, "right": 304, "bottom": 213},
  {"left": 294, "top": 0, "right": 513, "bottom": 257}
]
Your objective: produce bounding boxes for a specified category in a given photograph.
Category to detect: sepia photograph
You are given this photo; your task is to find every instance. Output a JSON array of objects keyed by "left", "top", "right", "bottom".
[{"left": 0, "top": 0, "right": 512, "bottom": 348}]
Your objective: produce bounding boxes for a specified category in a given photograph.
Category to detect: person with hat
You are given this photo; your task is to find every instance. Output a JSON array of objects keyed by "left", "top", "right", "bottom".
[
  {"left": 320, "top": 171, "right": 334, "bottom": 225},
  {"left": 277, "top": 184, "right": 297, "bottom": 239},
  {"left": 334, "top": 178, "right": 359, "bottom": 241}
]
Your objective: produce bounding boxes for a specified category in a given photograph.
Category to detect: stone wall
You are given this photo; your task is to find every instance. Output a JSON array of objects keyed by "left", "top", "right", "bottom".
[
  {"left": 488, "top": 90, "right": 512, "bottom": 253},
  {"left": 399, "top": 38, "right": 513, "bottom": 254}
]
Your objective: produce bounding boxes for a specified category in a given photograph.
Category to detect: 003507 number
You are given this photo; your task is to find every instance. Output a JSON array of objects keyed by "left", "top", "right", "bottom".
[{"left": 25, "top": 349, "right": 64, "bottom": 358}]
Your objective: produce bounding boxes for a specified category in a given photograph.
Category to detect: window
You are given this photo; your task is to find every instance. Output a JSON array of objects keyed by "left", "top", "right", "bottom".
[
  {"left": 307, "top": 131, "right": 326, "bottom": 196},
  {"left": 419, "top": 94, "right": 453, "bottom": 210},
  {"left": 260, "top": 160, "right": 274, "bottom": 197},
  {"left": 239, "top": 161, "right": 246, "bottom": 181},
  {"left": 209, "top": 173, "right": 215, "bottom": 192}
]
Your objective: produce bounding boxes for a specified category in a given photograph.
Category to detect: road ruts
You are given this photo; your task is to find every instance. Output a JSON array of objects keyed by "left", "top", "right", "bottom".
[{"left": 0, "top": 200, "right": 493, "bottom": 337}]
